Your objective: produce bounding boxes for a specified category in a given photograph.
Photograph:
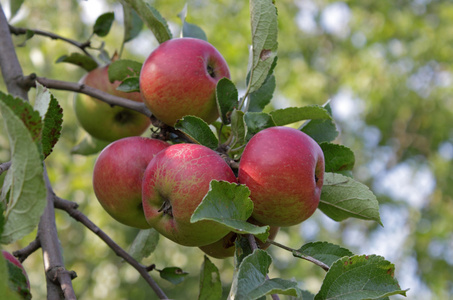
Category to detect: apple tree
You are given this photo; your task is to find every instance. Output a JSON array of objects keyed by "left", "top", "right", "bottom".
[{"left": 0, "top": 0, "right": 410, "bottom": 299}]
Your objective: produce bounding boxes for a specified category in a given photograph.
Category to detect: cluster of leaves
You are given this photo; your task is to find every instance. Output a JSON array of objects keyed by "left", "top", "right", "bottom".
[{"left": 0, "top": 0, "right": 410, "bottom": 299}]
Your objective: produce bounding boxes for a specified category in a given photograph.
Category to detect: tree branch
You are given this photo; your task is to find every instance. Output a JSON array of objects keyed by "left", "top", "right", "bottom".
[
  {"left": 9, "top": 25, "right": 92, "bottom": 57},
  {"left": 54, "top": 197, "right": 168, "bottom": 300},
  {"left": 13, "top": 238, "right": 41, "bottom": 263},
  {"left": 38, "top": 167, "right": 77, "bottom": 300},
  {"left": 0, "top": 3, "right": 28, "bottom": 99},
  {"left": 0, "top": 161, "right": 12, "bottom": 176}
]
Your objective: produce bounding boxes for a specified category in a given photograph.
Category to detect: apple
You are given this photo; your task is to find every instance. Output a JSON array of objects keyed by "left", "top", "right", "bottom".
[
  {"left": 238, "top": 126, "right": 325, "bottom": 227},
  {"left": 2, "top": 250, "right": 30, "bottom": 297},
  {"left": 93, "top": 136, "right": 169, "bottom": 228},
  {"left": 199, "top": 218, "right": 279, "bottom": 259},
  {"left": 74, "top": 64, "right": 151, "bottom": 142},
  {"left": 139, "top": 37, "right": 230, "bottom": 126},
  {"left": 142, "top": 143, "right": 237, "bottom": 246}
]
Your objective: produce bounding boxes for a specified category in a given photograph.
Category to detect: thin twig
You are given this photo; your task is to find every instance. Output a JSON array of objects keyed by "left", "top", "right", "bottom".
[
  {"left": 0, "top": 161, "right": 12, "bottom": 176},
  {"left": 54, "top": 197, "right": 168, "bottom": 300},
  {"left": 13, "top": 238, "right": 41, "bottom": 263},
  {"left": 269, "top": 240, "right": 330, "bottom": 271}
]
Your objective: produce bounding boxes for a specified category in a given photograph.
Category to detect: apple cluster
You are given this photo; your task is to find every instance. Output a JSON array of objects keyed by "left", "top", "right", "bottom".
[{"left": 90, "top": 38, "right": 325, "bottom": 259}]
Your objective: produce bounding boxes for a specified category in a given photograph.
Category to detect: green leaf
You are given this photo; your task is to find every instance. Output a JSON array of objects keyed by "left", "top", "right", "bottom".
[
  {"left": 191, "top": 181, "right": 269, "bottom": 242},
  {"left": 230, "top": 110, "right": 246, "bottom": 147},
  {"left": 0, "top": 255, "right": 21, "bottom": 300},
  {"left": 320, "top": 143, "right": 355, "bottom": 173},
  {"left": 175, "top": 116, "right": 219, "bottom": 150},
  {"left": 198, "top": 256, "right": 222, "bottom": 300},
  {"left": 0, "top": 93, "right": 47, "bottom": 244},
  {"left": 56, "top": 53, "right": 98, "bottom": 72},
  {"left": 270, "top": 105, "right": 332, "bottom": 126},
  {"left": 294, "top": 242, "right": 354, "bottom": 268},
  {"left": 159, "top": 267, "right": 189, "bottom": 285},
  {"left": 178, "top": 4, "right": 208, "bottom": 41},
  {"left": 108, "top": 59, "right": 142, "bottom": 82},
  {"left": 247, "top": 0, "right": 278, "bottom": 94},
  {"left": 128, "top": 229, "right": 160, "bottom": 262},
  {"left": 216, "top": 78, "right": 239, "bottom": 125},
  {"left": 244, "top": 112, "right": 276, "bottom": 141},
  {"left": 248, "top": 74, "right": 275, "bottom": 112},
  {"left": 117, "top": 77, "right": 140, "bottom": 93},
  {"left": 319, "top": 173, "right": 382, "bottom": 225},
  {"left": 122, "top": 4, "right": 144, "bottom": 43},
  {"left": 315, "top": 255, "right": 408, "bottom": 300},
  {"left": 301, "top": 118, "right": 339, "bottom": 143},
  {"left": 122, "top": 0, "right": 172, "bottom": 44},
  {"left": 34, "top": 83, "right": 63, "bottom": 158},
  {"left": 229, "top": 250, "right": 301, "bottom": 300},
  {"left": 93, "top": 12, "right": 115, "bottom": 37},
  {"left": 71, "top": 135, "right": 110, "bottom": 156}
]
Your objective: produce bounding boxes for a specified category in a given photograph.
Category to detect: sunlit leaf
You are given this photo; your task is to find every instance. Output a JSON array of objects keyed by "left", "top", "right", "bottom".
[
  {"left": 160, "top": 267, "right": 189, "bottom": 285},
  {"left": 198, "top": 256, "right": 222, "bottom": 300},
  {"left": 128, "top": 229, "right": 160, "bottom": 262},
  {"left": 294, "top": 241, "right": 354, "bottom": 268},
  {"left": 108, "top": 59, "right": 142, "bottom": 82},
  {"left": 175, "top": 116, "right": 219, "bottom": 150}
]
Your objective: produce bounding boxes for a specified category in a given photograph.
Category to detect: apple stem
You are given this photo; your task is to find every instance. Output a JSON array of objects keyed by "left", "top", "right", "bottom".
[{"left": 158, "top": 200, "right": 173, "bottom": 217}]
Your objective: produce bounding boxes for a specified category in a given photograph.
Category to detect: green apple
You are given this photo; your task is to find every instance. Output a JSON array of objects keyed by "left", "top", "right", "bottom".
[
  {"left": 139, "top": 37, "right": 230, "bottom": 126},
  {"left": 74, "top": 64, "right": 151, "bottom": 142},
  {"left": 93, "top": 136, "right": 169, "bottom": 228},
  {"left": 238, "top": 126, "right": 325, "bottom": 227},
  {"left": 141, "top": 143, "right": 237, "bottom": 246}
]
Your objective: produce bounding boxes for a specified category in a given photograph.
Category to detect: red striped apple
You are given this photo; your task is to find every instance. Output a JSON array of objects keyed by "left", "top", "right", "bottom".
[
  {"left": 139, "top": 38, "right": 230, "bottom": 126},
  {"left": 141, "top": 143, "right": 236, "bottom": 246},
  {"left": 93, "top": 136, "right": 169, "bottom": 228},
  {"left": 74, "top": 64, "right": 151, "bottom": 142},
  {"left": 238, "top": 126, "right": 325, "bottom": 227}
]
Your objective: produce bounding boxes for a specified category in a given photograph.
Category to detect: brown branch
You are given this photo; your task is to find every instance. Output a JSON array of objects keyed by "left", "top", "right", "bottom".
[
  {"left": 0, "top": 161, "right": 12, "bottom": 176},
  {"left": 9, "top": 25, "right": 92, "bottom": 54},
  {"left": 19, "top": 74, "right": 152, "bottom": 118},
  {"left": 13, "top": 238, "right": 41, "bottom": 263},
  {"left": 0, "top": 3, "right": 28, "bottom": 99},
  {"left": 39, "top": 167, "right": 77, "bottom": 300},
  {"left": 54, "top": 197, "right": 168, "bottom": 299}
]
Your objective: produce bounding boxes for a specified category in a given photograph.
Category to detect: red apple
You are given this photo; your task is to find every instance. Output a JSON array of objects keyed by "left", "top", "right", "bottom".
[
  {"left": 199, "top": 218, "right": 279, "bottom": 259},
  {"left": 238, "top": 126, "right": 325, "bottom": 227},
  {"left": 2, "top": 250, "right": 30, "bottom": 297},
  {"left": 93, "top": 136, "right": 169, "bottom": 228},
  {"left": 139, "top": 37, "right": 230, "bottom": 126},
  {"left": 142, "top": 143, "right": 237, "bottom": 246},
  {"left": 74, "top": 64, "right": 151, "bottom": 142}
]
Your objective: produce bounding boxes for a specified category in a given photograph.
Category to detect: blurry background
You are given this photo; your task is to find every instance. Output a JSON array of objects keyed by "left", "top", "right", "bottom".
[{"left": 0, "top": 0, "right": 452, "bottom": 299}]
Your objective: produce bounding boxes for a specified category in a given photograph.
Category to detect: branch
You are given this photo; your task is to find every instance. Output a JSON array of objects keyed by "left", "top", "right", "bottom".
[
  {"left": 38, "top": 167, "right": 77, "bottom": 300},
  {"left": 0, "top": 3, "right": 28, "bottom": 99},
  {"left": 9, "top": 25, "right": 92, "bottom": 56},
  {"left": 13, "top": 238, "right": 41, "bottom": 263},
  {"left": 18, "top": 74, "right": 153, "bottom": 118},
  {"left": 269, "top": 240, "right": 330, "bottom": 272},
  {"left": 0, "top": 161, "right": 11, "bottom": 176},
  {"left": 54, "top": 197, "right": 168, "bottom": 300}
]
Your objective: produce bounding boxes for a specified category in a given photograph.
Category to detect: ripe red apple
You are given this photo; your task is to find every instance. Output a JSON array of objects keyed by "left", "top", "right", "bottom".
[
  {"left": 199, "top": 218, "right": 279, "bottom": 259},
  {"left": 93, "top": 136, "right": 169, "bottom": 228},
  {"left": 74, "top": 64, "right": 151, "bottom": 142},
  {"left": 139, "top": 37, "right": 230, "bottom": 126},
  {"left": 238, "top": 126, "right": 325, "bottom": 227},
  {"left": 142, "top": 143, "right": 237, "bottom": 246},
  {"left": 2, "top": 250, "right": 30, "bottom": 297}
]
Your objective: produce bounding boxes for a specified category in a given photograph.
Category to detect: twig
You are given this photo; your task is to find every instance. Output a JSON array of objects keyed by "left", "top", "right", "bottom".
[
  {"left": 13, "top": 238, "right": 41, "bottom": 263},
  {"left": 269, "top": 240, "right": 330, "bottom": 271},
  {"left": 0, "top": 161, "right": 11, "bottom": 175},
  {"left": 19, "top": 74, "right": 152, "bottom": 118},
  {"left": 9, "top": 25, "right": 93, "bottom": 58},
  {"left": 39, "top": 167, "right": 77, "bottom": 300},
  {"left": 54, "top": 197, "right": 168, "bottom": 300}
]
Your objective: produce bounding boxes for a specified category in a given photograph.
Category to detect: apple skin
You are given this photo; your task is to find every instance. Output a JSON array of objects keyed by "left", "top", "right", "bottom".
[
  {"left": 238, "top": 126, "right": 325, "bottom": 227},
  {"left": 2, "top": 250, "right": 30, "bottom": 295},
  {"left": 74, "top": 64, "right": 151, "bottom": 142},
  {"left": 199, "top": 218, "right": 279, "bottom": 259},
  {"left": 139, "top": 38, "right": 230, "bottom": 126},
  {"left": 142, "top": 143, "right": 237, "bottom": 246},
  {"left": 93, "top": 136, "right": 169, "bottom": 228}
]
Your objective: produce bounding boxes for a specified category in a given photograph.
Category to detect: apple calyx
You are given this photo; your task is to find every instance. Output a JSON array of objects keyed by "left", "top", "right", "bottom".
[{"left": 158, "top": 199, "right": 173, "bottom": 217}]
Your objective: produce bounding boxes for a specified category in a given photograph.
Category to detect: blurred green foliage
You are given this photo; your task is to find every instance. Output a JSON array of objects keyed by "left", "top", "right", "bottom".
[{"left": 1, "top": 0, "right": 452, "bottom": 299}]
